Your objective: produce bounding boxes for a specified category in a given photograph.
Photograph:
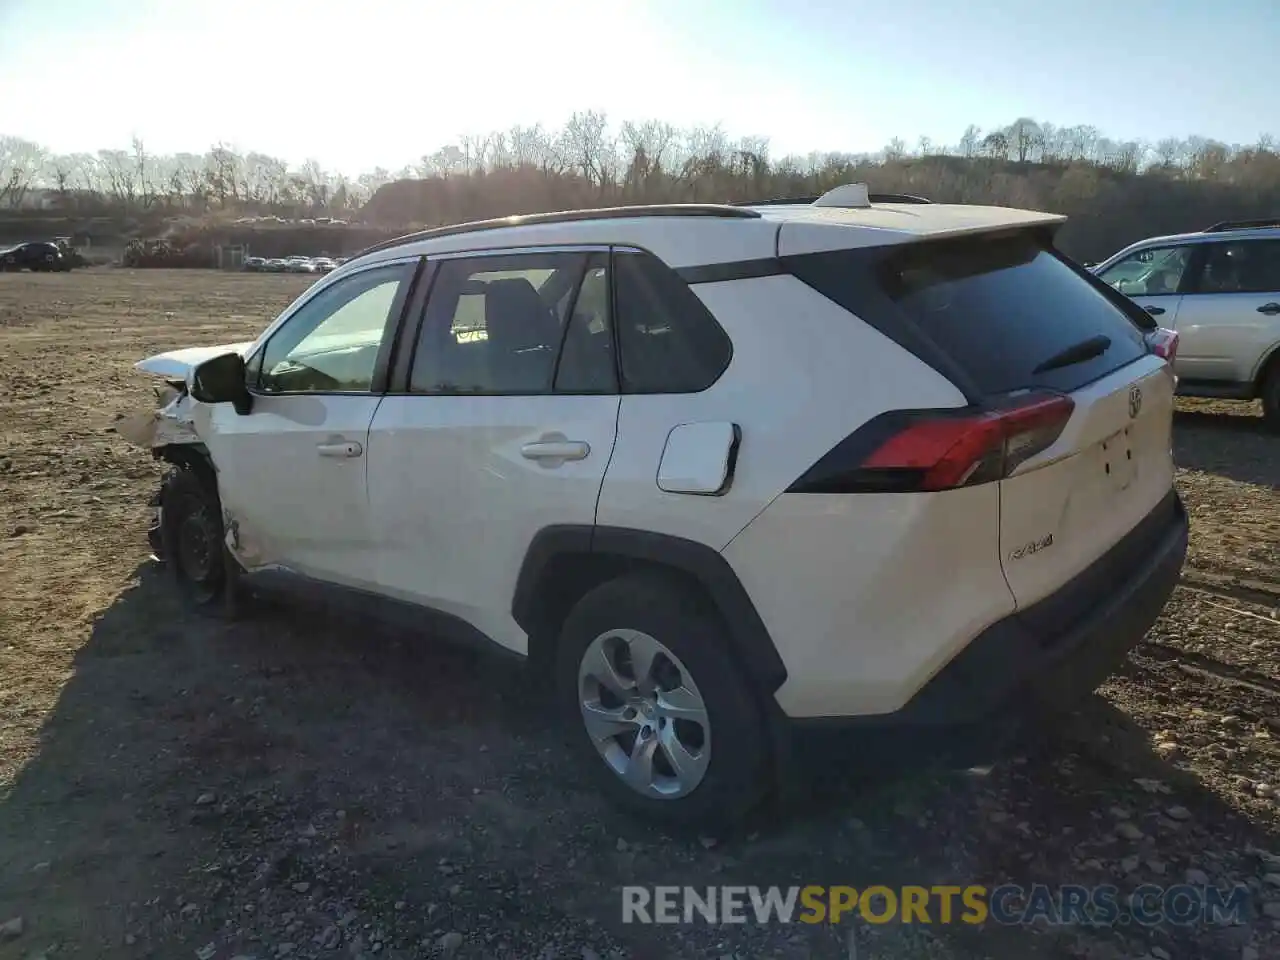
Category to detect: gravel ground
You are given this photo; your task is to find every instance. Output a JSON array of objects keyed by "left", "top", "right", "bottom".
[{"left": 0, "top": 270, "right": 1277, "bottom": 960}]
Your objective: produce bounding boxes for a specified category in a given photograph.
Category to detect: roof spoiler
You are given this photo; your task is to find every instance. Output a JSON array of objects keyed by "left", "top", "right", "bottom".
[{"left": 732, "top": 184, "right": 931, "bottom": 208}]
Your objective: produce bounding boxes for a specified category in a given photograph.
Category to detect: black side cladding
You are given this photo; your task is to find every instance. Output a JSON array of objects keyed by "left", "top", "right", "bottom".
[{"left": 512, "top": 525, "right": 789, "bottom": 695}]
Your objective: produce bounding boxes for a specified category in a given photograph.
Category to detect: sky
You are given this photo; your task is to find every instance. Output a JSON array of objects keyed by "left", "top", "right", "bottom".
[{"left": 1, "top": 0, "right": 1277, "bottom": 175}]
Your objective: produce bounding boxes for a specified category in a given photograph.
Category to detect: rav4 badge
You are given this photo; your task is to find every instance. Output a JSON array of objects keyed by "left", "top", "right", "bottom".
[{"left": 1010, "top": 533, "right": 1054, "bottom": 561}]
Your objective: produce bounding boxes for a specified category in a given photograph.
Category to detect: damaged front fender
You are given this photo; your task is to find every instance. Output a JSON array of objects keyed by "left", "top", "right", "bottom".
[{"left": 117, "top": 382, "right": 202, "bottom": 450}]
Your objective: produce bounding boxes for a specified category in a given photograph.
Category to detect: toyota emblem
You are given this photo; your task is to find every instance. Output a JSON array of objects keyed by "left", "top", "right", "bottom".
[{"left": 1128, "top": 385, "right": 1143, "bottom": 419}]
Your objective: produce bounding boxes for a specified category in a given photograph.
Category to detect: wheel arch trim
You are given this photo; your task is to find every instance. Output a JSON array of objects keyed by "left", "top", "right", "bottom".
[
  {"left": 1250, "top": 337, "right": 1280, "bottom": 392},
  {"left": 512, "top": 524, "right": 788, "bottom": 694}
]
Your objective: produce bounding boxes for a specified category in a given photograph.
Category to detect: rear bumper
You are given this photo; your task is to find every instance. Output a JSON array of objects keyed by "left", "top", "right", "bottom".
[{"left": 787, "top": 489, "right": 1188, "bottom": 765}]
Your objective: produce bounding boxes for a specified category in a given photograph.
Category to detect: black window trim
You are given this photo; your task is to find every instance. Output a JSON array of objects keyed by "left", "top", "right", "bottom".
[
  {"left": 386, "top": 242, "right": 736, "bottom": 398},
  {"left": 245, "top": 255, "right": 425, "bottom": 398},
  {"left": 550, "top": 252, "right": 619, "bottom": 395}
]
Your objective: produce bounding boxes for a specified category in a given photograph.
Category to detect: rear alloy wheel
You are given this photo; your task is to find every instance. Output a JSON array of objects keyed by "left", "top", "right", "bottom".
[
  {"left": 555, "top": 574, "right": 768, "bottom": 829},
  {"left": 578, "top": 628, "right": 712, "bottom": 799}
]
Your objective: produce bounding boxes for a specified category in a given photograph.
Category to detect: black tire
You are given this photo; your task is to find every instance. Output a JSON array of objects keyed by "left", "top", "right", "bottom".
[
  {"left": 159, "top": 466, "right": 243, "bottom": 617},
  {"left": 554, "top": 572, "right": 769, "bottom": 830},
  {"left": 1261, "top": 362, "right": 1280, "bottom": 433}
]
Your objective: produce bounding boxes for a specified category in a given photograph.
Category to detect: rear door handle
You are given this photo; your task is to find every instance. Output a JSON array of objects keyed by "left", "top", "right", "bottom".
[
  {"left": 316, "top": 441, "right": 363, "bottom": 458},
  {"left": 521, "top": 440, "right": 590, "bottom": 462},
  {"left": 1142, "top": 305, "right": 1166, "bottom": 316},
  {"left": 1257, "top": 302, "right": 1280, "bottom": 316}
]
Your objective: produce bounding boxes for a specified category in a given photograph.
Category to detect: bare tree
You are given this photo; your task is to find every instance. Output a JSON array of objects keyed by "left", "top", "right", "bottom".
[
  {"left": 7, "top": 111, "right": 1280, "bottom": 271},
  {"left": 97, "top": 148, "right": 136, "bottom": 210},
  {"left": 1153, "top": 138, "right": 1184, "bottom": 169},
  {"left": 1006, "top": 118, "right": 1042, "bottom": 163},
  {"left": 45, "top": 154, "right": 79, "bottom": 208},
  {"left": 982, "top": 131, "right": 1009, "bottom": 160},
  {"left": 0, "top": 136, "right": 45, "bottom": 208},
  {"left": 562, "top": 110, "right": 612, "bottom": 187},
  {"left": 300, "top": 158, "right": 329, "bottom": 209}
]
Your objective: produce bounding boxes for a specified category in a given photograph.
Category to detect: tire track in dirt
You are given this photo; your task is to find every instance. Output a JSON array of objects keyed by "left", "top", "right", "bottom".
[
  {"left": 1180, "top": 568, "right": 1280, "bottom": 610},
  {"left": 1139, "top": 641, "right": 1280, "bottom": 697}
]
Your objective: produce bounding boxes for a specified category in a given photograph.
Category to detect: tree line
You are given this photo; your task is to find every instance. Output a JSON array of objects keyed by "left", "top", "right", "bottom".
[{"left": 2, "top": 114, "right": 1278, "bottom": 260}]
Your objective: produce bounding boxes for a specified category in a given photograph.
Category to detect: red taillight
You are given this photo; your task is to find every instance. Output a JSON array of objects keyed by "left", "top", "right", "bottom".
[
  {"left": 1145, "top": 327, "right": 1179, "bottom": 363},
  {"left": 860, "top": 392, "right": 1075, "bottom": 491}
]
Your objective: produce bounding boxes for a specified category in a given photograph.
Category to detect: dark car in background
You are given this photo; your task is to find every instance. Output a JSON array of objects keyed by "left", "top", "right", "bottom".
[{"left": 1, "top": 241, "right": 73, "bottom": 272}]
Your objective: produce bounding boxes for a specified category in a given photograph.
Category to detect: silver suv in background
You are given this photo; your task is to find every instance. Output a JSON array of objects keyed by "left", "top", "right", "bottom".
[{"left": 1093, "top": 219, "right": 1280, "bottom": 428}]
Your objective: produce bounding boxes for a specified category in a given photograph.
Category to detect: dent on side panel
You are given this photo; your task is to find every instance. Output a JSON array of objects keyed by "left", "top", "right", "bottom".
[{"left": 722, "top": 485, "right": 1017, "bottom": 720}]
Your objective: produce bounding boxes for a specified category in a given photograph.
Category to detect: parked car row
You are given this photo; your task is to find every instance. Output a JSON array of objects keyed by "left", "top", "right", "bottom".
[
  {"left": 0, "top": 240, "right": 76, "bottom": 271},
  {"left": 243, "top": 255, "right": 346, "bottom": 274},
  {"left": 233, "top": 216, "right": 350, "bottom": 226}
]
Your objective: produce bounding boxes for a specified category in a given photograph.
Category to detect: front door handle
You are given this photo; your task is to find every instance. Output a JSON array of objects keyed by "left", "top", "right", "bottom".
[
  {"left": 1257, "top": 302, "right": 1280, "bottom": 316},
  {"left": 521, "top": 440, "right": 590, "bottom": 462},
  {"left": 1142, "top": 305, "right": 1166, "bottom": 316},
  {"left": 316, "top": 441, "right": 363, "bottom": 458}
]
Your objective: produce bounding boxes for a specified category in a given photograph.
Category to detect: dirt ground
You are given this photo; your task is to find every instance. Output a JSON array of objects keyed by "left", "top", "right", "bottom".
[{"left": 1, "top": 269, "right": 1278, "bottom": 960}]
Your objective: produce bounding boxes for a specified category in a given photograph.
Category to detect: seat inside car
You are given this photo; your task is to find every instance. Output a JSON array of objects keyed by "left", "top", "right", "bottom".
[{"left": 482, "top": 277, "right": 561, "bottom": 392}]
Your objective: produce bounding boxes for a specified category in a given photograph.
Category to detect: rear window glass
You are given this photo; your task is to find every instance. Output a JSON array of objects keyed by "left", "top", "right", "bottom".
[
  {"left": 788, "top": 232, "right": 1149, "bottom": 397},
  {"left": 876, "top": 233, "right": 1148, "bottom": 395}
]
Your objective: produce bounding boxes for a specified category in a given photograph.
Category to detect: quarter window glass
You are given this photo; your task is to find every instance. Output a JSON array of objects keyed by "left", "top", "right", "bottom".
[
  {"left": 613, "top": 252, "right": 732, "bottom": 393},
  {"left": 259, "top": 263, "right": 410, "bottom": 393},
  {"left": 1197, "top": 240, "right": 1280, "bottom": 294},
  {"left": 410, "top": 254, "right": 585, "bottom": 395},
  {"left": 1098, "top": 246, "right": 1193, "bottom": 296}
]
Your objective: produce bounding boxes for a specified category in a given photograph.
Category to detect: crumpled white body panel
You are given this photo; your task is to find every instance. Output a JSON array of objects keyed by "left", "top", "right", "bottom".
[
  {"left": 133, "top": 341, "right": 254, "bottom": 379},
  {"left": 116, "top": 385, "right": 201, "bottom": 449}
]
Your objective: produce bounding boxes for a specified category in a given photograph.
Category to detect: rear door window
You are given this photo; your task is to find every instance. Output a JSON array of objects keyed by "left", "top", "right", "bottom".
[
  {"left": 1193, "top": 240, "right": 1280, "bottom": 294},
  {"left": 789, "top": 232, "right": 1148, "bottom": 397},
  {"left": 408, "top": 252, "right": 586, "bottom": 395}
]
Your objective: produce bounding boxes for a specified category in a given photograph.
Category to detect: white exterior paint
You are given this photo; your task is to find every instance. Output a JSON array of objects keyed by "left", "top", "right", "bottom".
[
  {"left": 364, "top": 393, "right": 621, "bottom": 653},
  {"left": 723, "top": 485, "right": 1014, "bottom": 717},
  {"left": 594, "top": 274, "right": 966, "bottom": 550}
]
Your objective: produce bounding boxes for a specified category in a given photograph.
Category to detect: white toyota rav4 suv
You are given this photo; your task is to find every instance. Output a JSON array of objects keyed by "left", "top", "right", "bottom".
[{"left": 126, "top": 185, "right": 1189, "bottom": 826}]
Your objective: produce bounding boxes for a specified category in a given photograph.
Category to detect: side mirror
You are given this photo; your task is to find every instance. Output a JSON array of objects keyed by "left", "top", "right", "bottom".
[{"left": 190, "top": 352, "right": 253, "bottom": 415}]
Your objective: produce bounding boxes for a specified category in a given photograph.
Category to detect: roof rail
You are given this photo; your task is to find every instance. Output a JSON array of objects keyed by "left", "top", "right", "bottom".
[
  {"left": 350, "top": 203, "right": 762, "bottom": 260},
  {"left": 732, "top": 191, "right": 931, "bottom": 207},
  {"left": 1202, "top": 217, "right": 1280, "bottom": 233}
]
